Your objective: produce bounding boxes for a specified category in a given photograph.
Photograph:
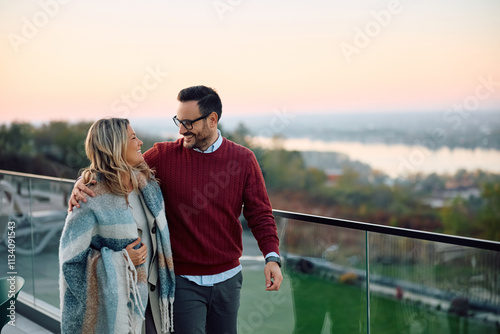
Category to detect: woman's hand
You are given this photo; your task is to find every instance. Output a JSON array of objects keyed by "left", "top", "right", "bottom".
[{"left": 125, "top": 238, "right": 148, "bottom": 266}]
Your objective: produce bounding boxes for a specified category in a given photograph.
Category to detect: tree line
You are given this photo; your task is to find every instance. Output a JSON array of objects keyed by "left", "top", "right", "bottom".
[{"left": 1, "top": 121, "right": 499, "bottom": 241}]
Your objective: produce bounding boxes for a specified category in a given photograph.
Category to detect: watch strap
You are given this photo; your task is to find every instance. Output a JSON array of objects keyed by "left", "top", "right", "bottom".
[{"left": 265, "top": 256, "right": 281, "bottom": 267}]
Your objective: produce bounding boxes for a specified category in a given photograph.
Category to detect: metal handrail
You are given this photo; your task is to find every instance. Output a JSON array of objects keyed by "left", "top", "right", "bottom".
[
  {"left": 273, "top": 210, "right": 500, "bottom": 252},
  {"left": 0, "top": 170, "right": 73, "bottom": 183}
]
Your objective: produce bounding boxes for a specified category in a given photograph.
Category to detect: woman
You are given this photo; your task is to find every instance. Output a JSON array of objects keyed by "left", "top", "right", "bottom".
[{"left": 59, "top": 118, "right": 174, "bottom": 333}]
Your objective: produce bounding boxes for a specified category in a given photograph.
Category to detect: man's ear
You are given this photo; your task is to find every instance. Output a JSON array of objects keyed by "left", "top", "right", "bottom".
[{"left": 208, "top": 112, "right": 218, "bottom": 128}]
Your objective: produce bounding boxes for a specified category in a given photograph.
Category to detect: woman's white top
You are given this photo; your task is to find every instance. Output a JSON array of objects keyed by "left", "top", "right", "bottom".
[{"left": 128, "top": 190, "right": 153, "bottom": 276}]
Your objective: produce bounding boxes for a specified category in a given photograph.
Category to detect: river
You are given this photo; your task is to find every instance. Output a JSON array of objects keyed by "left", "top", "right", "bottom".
[{"left": 252, "top": 137, "right": 500, "bottom": 178}]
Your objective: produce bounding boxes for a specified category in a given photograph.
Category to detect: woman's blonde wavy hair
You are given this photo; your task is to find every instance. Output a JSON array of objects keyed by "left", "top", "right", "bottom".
[{"left": 81, "top": 118, "right": 155, "bottom": 197}]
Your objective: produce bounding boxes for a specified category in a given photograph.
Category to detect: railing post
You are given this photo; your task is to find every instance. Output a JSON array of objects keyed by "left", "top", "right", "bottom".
[
  {"left": 366, "top": 231, "right": 370, "bottom": 334},
  {"left": 27, "top": 177, "right": 37, "bottom": 304}
]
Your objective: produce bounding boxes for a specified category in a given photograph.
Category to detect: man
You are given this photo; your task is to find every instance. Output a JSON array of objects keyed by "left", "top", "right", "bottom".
[{"left": 69, "top": 85, "right": 283, "bottom": 333}]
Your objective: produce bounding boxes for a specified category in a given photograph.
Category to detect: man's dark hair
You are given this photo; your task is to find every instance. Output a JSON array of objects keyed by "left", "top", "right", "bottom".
[{"left": 177, "top": 85, "right": 222, "bottom": 121}]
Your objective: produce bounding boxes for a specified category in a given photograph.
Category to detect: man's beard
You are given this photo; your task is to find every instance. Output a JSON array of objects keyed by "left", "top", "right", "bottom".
[{"left": 182, "top": 125, "right": 211, "bottom": 151}]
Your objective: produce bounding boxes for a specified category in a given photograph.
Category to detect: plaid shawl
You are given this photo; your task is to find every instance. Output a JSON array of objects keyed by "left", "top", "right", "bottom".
[{"left": 59, "top": 174, "right": 175, "bottom": 333}]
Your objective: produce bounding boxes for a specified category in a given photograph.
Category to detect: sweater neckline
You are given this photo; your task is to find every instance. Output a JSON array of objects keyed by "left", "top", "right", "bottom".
[{"left": 186, "top": 137, "right": 226, "bottom": 156}]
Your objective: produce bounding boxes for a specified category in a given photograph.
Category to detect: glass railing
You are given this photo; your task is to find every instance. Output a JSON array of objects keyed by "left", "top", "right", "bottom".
[
  {"left": 1, "top": 170, "right": 499, "bottom": 334},
  {"left": 240, "top": 212, "right": 500, "bottom": 334},
  {"left": 0, "top": 170, "right": 70, "bottom": 328}
]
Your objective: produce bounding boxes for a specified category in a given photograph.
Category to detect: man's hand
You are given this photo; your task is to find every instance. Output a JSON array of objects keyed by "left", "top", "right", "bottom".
[
  {"left": 68, "top": 178, "right": 96, "bottom": 212},
  {"left": 125, "top": 238, "right": 148, "bottom": 266},
  {"left": 264, "top": 262, "right": 283, "bottom": 291}
]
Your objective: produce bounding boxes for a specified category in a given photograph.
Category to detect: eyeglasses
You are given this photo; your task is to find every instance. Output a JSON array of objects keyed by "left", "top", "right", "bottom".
[{"left": 172, "top": 113, "right": 210, "bottom": 130}]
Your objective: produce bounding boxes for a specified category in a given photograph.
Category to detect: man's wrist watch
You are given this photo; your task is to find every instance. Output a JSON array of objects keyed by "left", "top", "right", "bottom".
[{"left": 265, "top": 256, "right": 281, "bottom": 267}]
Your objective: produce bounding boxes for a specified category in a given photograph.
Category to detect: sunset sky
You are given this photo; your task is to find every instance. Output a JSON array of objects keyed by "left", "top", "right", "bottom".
[{"left": 1, "top": 0, "right": 499, "bottom": 123}]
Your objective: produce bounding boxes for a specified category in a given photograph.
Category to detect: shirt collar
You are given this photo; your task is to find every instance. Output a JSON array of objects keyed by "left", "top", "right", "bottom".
[{"left": 194, "top": 129, "right": 223, "bottom": 153}]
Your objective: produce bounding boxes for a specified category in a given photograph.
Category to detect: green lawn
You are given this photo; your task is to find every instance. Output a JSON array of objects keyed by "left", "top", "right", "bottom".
[{"left": 239, "top": 268, "right": 498, "bottom": 334}]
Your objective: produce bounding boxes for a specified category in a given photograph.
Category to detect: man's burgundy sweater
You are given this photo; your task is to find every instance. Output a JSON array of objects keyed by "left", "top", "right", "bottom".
[{"left": 143, "top": 137, "right": 279, "bottom": 275}]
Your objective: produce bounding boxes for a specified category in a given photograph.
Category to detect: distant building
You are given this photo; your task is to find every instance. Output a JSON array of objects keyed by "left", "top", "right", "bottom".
[
  {"left": 325, "top": 168, "right": 343, "bottom": 186},
  {"left": 423, "top": 181, "right": 481, "bottom": 208}
]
